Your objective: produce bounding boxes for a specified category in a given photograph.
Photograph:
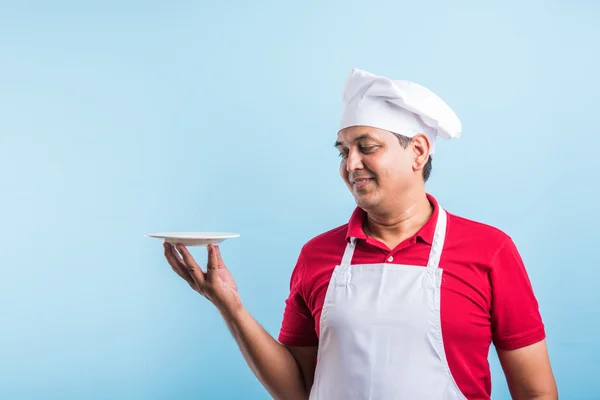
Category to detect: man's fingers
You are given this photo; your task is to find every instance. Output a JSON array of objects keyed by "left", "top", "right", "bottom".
[
  {"left": 207, "top": 245, "right": 223, "bottom": 284},
  {"left": 208, "top": 244, "right": 225, "bottom": 268},
  {"left": 164, "top": 243, "right": 194, "bottom": 285},
  {"left": 176, "top": 245, "right": 206, "bottom": 286}
]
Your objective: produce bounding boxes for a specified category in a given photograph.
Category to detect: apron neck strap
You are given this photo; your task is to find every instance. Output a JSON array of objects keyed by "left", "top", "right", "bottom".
[
  {"left": 341, "top": 237, "right": 357, "bottom": 267},
  {"left": 426, "top": 207, "right": 447, "bottom": 270}
]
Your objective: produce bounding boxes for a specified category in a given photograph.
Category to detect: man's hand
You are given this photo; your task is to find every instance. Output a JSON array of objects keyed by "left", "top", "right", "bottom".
[{"left": 164, "top": 243, "right": 242, "bottom": 317}]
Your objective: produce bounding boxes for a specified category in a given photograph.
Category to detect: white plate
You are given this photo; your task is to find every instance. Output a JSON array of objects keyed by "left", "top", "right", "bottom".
[{"left": 145, "top": 232, "right": 240, "bottom": 246}]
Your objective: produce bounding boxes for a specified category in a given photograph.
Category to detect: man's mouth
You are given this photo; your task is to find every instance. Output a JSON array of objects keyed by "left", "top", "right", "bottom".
[{"left": 352, "top": 178, "right": 374, "bottom": 189}]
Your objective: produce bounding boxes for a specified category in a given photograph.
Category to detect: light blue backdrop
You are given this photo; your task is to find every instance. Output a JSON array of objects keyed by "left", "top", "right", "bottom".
[{"left": 1, "top": 1, "right": 598, "bottom": 399}]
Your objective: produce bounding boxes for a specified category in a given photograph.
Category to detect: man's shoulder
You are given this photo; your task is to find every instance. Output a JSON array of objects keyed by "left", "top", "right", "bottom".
[
  {"left": 304, "top": 223, "right": 349, "bottom": 247},
  {"left": 300, "top": 223, "right": 349, "bottom": 255},
  {"left": 446, "top": 210, "right": 513, "bottom": 247}
]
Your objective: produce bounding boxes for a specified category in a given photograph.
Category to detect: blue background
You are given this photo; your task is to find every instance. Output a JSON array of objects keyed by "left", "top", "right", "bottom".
[{"left": 1, "top": 1, "right": 598, "bottom": 399}]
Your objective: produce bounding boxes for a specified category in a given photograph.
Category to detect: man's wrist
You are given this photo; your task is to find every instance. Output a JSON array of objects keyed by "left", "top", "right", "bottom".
[{"left": 218, "top": 303, "right": 247, "bottom": 324}]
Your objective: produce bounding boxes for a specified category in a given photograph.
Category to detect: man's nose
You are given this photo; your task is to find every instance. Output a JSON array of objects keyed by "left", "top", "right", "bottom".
[{"left": 346, "top": 149, "right": 364, "bottom": 172}]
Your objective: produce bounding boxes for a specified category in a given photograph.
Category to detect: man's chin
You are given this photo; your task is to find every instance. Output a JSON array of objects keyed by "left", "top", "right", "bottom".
[{"left": 353, "top": 194, "right": 378, "bottom": 211}]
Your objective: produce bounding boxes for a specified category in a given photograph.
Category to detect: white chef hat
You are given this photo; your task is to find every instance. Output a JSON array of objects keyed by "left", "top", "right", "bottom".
[{"left": 339, "top": 68, "right": 462, "bottom": 155}]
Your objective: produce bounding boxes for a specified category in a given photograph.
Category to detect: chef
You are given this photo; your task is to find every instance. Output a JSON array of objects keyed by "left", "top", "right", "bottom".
[{"left": 163, "top": 68, "right": 558, "bottom": 399}]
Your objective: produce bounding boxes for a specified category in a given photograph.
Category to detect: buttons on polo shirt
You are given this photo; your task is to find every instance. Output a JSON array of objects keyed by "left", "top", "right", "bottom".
[{"left": 387, "top": 256, "right": 394, "bottom": 262}]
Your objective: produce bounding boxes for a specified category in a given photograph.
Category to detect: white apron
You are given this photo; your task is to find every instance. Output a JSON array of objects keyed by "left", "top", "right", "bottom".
[{"left": 309, "top": 208, "right": 467, "bottom": 399}]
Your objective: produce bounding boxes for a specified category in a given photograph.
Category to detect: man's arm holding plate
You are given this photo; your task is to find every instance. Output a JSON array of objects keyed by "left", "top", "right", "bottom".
[
  {"left": 164, "top": 243, "right": 312, "bottom": 400},
  {"left": 284, "top": 345, "right": 318, "bottom": 393}
]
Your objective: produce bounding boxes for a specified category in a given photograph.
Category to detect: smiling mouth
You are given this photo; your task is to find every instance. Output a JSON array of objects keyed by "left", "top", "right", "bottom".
[{"left": 352, "top": 178, "right": 374, "bottom": 189}]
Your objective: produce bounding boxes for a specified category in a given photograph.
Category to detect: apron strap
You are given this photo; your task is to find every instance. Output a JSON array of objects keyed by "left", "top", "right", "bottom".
[
  {"left": 427, "top": 207, "right": 447, "bottom": 271},
  {"left": 340, "top": 237, "right": 356, "bottom": 267}
]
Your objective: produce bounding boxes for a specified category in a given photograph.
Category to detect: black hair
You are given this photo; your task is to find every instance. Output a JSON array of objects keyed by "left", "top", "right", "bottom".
[{"left": 394, "top": 133, "right": 433, "bottom": 182}]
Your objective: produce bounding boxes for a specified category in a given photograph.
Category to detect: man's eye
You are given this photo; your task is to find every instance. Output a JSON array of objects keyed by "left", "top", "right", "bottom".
[
  {"left": 361, "top": 146, "right": 377, "bottom": 153},
  {"left": 339, "top": 151, "right": 348, "bottom": 158}
]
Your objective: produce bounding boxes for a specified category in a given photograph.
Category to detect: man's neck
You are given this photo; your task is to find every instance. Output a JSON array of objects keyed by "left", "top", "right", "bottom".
[{"left": 363, "top": 192, "right": 433, "bottom": 250}]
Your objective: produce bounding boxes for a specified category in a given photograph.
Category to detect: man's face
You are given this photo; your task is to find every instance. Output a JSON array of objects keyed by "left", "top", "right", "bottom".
[{"left": 336, "top": 126, "right": 416, "bottom": 212}]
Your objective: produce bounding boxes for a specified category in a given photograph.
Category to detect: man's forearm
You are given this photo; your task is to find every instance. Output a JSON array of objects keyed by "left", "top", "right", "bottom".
[{"left": 220, "top": 307, "right": 309, "bottom": 400}]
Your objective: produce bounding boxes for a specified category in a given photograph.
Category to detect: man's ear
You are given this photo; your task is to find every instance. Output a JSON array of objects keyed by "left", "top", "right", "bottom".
[{"left": 411, "top": 134, "right": 431, "bottom": 172}]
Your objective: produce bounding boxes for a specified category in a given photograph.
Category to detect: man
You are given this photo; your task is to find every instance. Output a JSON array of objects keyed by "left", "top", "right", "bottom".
[{"left": 163, "top": 68, "right": 558, "bottom": 399}]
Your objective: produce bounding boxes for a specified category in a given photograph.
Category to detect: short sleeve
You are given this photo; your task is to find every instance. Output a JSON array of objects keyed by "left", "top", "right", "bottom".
[
  {"left": 490, "top": 237, "right": 546, "bottom": 350},
  {"left": 278, "top": 251, "right": 318, "bottom": 347}
]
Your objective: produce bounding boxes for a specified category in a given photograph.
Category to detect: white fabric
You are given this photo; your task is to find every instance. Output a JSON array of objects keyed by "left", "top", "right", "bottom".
[
  {"left": 309, "top": 208, "right": 467, "bottom": 399},
  {"left": 339, "top": 68, "right": 462, "bottom": 155}
]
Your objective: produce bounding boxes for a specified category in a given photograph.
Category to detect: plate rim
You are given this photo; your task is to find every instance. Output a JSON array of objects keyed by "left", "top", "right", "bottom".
[{"left": 145, "top": 232, "right": 240, "bottom": 240}]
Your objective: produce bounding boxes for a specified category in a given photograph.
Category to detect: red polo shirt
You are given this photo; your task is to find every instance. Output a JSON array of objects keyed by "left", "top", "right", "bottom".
[{"left": 278, "top": 194, "right": 545, "bottom": 400}]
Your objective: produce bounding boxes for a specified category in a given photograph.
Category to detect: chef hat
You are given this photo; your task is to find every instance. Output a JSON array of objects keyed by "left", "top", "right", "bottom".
[{"left": 339, "top": 68, "right": 462, "bottom": 155}]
